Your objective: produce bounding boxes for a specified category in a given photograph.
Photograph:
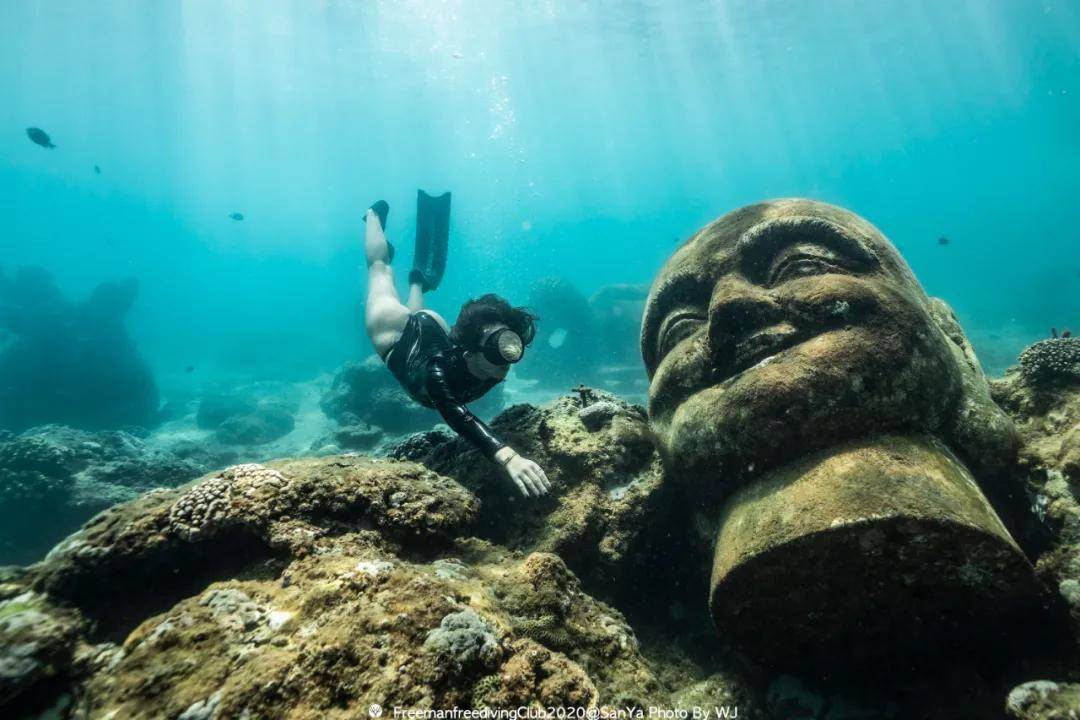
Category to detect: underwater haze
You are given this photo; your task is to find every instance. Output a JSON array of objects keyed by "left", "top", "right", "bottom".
[{"left": 3, "top": 0, "right": 1078, "bottom": 387}]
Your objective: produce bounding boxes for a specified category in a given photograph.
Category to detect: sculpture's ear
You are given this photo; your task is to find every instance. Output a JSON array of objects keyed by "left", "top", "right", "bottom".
[
  {"left": 926, "top": 297, "right": 1019, "bottom": 478},
  {"left": 927, "top": 297, "right": 985, "bottom": 377}
]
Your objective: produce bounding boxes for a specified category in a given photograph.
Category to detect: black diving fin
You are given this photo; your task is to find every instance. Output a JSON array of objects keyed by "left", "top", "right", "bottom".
[{"left": 410, "top": 189, "right": 450, "bottom": 291}]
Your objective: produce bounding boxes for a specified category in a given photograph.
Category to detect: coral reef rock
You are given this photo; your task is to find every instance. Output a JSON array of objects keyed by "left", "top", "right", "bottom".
[
  {"left": 0, "top": 267, "right": 159, "bottom": 433},
  {"left": 4, "top": 372, "right": 1080, "bottom": 717},
  {"left": 0, "top": 456, "right": 690, "bottom": 719},
  {"left": 0, "top": 425, "right": 200, "bottom": 565},
  {"left": 992, "top": 343, "right": 1080, "bottom": 649},
  {"left": 387, "top": 390, "right": 674, "bottom": 599}
]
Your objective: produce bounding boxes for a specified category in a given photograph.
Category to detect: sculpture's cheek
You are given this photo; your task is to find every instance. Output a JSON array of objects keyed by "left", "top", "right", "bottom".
[{"left": 658, "top": 323, "right": 964, "bottom": 498}]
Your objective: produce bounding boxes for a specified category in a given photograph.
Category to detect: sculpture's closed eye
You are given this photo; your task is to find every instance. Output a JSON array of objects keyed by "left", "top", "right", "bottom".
[
  {"left": 766, "top": 243, "right": 853, "bottom": 287},
  {"left": 657, "top": 310, "right": 706, "bottom": 361}
]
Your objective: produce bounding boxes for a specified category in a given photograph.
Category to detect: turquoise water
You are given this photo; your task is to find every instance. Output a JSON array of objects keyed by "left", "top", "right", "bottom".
[{"left": 2, "top": 0, "right": 1078, "bottom": 396}]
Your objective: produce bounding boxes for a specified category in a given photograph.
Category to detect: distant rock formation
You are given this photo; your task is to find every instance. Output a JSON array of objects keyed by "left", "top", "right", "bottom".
[
  {"left": 196, "top": 393, "right": 296, "bottom": 446},
  {"left": 0, "top": 425, "right": 201, "bottom": 565},
  {"left": 320, "top": 355, "right": 505, "bottom": 438},
  {"left": 513, "top": 278, "right": 649, "bottom": 399},
  {"left": 0, "top": 266, "right": 159, "bottom": 432}
]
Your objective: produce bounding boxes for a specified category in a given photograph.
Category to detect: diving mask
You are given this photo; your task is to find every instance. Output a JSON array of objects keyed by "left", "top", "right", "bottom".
[{"left": 480, "top": 326, "right": 524, "bottom": 365}]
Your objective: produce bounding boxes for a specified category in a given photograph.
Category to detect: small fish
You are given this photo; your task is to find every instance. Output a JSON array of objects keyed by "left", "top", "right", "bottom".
[
  {"left": 452, "top": 52, "right": 464, "bottom": 59},
  {"left": 937, "top": 237, "right": 950, "bottom": 246},
  {"left": 1064, "top": 329, "right": 1073, "bottom": 339},
  {"left": 94, "top": 165, "right": 101, "bottom": 174},
  {"left": 26, "top": 127, "right": 55, "bottom": 148},
  {"left": 184, "top": 365, "right": 195, "bottom": 373},
  {"left": 228, "top": 212, "right": 244, "bottom": 221}
]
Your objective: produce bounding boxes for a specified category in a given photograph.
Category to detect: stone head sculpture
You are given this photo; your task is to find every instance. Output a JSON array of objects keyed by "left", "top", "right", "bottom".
[{"left": 642, "top": 199, "right": 1042, "bottom": 671}]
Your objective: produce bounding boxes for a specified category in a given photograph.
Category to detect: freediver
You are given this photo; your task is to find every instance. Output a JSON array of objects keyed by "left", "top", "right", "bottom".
[{"left": 362, "top": 190, "right": 551, "bottom": 498}]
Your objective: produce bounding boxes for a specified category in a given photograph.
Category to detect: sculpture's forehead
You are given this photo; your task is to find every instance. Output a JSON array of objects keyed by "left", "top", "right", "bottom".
[{"left": 659, "top": 199, "right": 892, "bottom": 283}]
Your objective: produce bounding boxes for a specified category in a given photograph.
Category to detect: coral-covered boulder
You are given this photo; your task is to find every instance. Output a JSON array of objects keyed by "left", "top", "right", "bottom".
[
  {"left": 0, "top": 457, "right": 683, "bottom": 718},
  {"left": 388, "top": 390, "right": 677, "bottom": 603}
]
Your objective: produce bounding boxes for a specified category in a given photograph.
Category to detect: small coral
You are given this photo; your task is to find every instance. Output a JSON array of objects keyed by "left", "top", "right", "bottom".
[
  {"left": 510, "top": 613, "right": 573, "bottom": 650},
  {"left": 578, "top": 400, "right": 621, "bottom": 431},
  {"left": 1019, "top": 338, "right": 1080, "bottom": 385},
  {"left": 167, "top": 464, "right": 290, "bottom": 539},
  {"left": 220, "top": 462, "right": 288, "bottom": 488},
  {"left": 167, "top": 477, "right": 234, "bottom": 539},
  {"left": 423, "top": 608, "right": 501, "bottom": 674}
]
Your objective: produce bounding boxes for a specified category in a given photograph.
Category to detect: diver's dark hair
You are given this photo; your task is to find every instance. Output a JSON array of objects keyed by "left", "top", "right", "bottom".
[{"left": 451, "top": 294, "right": 538, "bottom": 350}]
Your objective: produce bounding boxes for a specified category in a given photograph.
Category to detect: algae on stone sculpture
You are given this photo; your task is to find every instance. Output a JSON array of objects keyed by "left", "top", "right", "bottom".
[{"left": 641, "top": 199, "right": 1047, "bottom": 671}]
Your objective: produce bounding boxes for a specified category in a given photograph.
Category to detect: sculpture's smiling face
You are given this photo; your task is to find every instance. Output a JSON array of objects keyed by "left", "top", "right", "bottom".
[{"left": 641, "top": 199, "right": 967, "bottom": 496}]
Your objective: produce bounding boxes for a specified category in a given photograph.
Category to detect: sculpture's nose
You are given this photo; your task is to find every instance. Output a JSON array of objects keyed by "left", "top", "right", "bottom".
[{"left": 707, "top": 276, "right": 784, "bottom": 370}]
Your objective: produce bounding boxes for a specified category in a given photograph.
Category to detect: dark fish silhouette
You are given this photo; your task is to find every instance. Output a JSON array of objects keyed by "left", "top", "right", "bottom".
[
  {"left": 94, "top": 165, "right": 101, "bottom": 174},
  {"left": 26, "top": 127, "right": 55, "bottom": 148},
  {"left": 184, "top": 365, "right": 195, "bottom": 373},
  {"left": 937, "top": 237, "right": 950, "bottom": 246},
  {"left": 228, "top": 212, "right": 244, "bottom": 221}
]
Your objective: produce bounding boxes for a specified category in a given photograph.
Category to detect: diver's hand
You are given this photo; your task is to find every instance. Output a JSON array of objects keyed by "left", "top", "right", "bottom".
[{"left": 495, "top": 447, "right": 551, "bottom": 498}]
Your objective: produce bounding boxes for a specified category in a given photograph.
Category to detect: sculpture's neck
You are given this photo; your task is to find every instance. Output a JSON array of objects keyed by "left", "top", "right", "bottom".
[{"left": 706, "top": 433, "right": 1040, "bottom": 671}]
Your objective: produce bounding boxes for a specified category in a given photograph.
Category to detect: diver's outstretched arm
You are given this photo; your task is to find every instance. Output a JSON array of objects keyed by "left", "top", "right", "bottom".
[{"left": 426, "top": 358, "right": 549, "bottom": 498}]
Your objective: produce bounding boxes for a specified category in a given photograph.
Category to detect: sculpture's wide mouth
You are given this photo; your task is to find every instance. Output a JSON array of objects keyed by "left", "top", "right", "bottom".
[{"left": 723, "top": 321, "right": 807, "bottom": 383}]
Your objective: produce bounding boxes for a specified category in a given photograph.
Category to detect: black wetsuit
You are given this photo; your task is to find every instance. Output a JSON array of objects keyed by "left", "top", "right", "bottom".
[{"left": 384, "top": 311, "right": 505, "bottom": 459}]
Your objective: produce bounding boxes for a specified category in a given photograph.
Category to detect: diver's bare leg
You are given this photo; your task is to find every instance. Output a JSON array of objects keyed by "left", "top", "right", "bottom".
[
  {"left": 406, "top": 281, "right": 425, "bottom": 312},
  {"left": 364, "top": 208, "right": 410, "bottom": 357}
]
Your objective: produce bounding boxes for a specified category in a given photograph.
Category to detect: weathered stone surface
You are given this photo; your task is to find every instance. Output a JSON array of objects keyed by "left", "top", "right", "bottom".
[
  {"left": 641, "top": 200, "right": 1019, "bottom": 502},
  {"left": 710, "top": 434, "right": 1045, "bottom": 671},
  {"left": 639, "top": 200, "right": 1043, "bottom": 677},
  {"left": 0, "top": 589, "right": 82, "bottom": 706}
]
